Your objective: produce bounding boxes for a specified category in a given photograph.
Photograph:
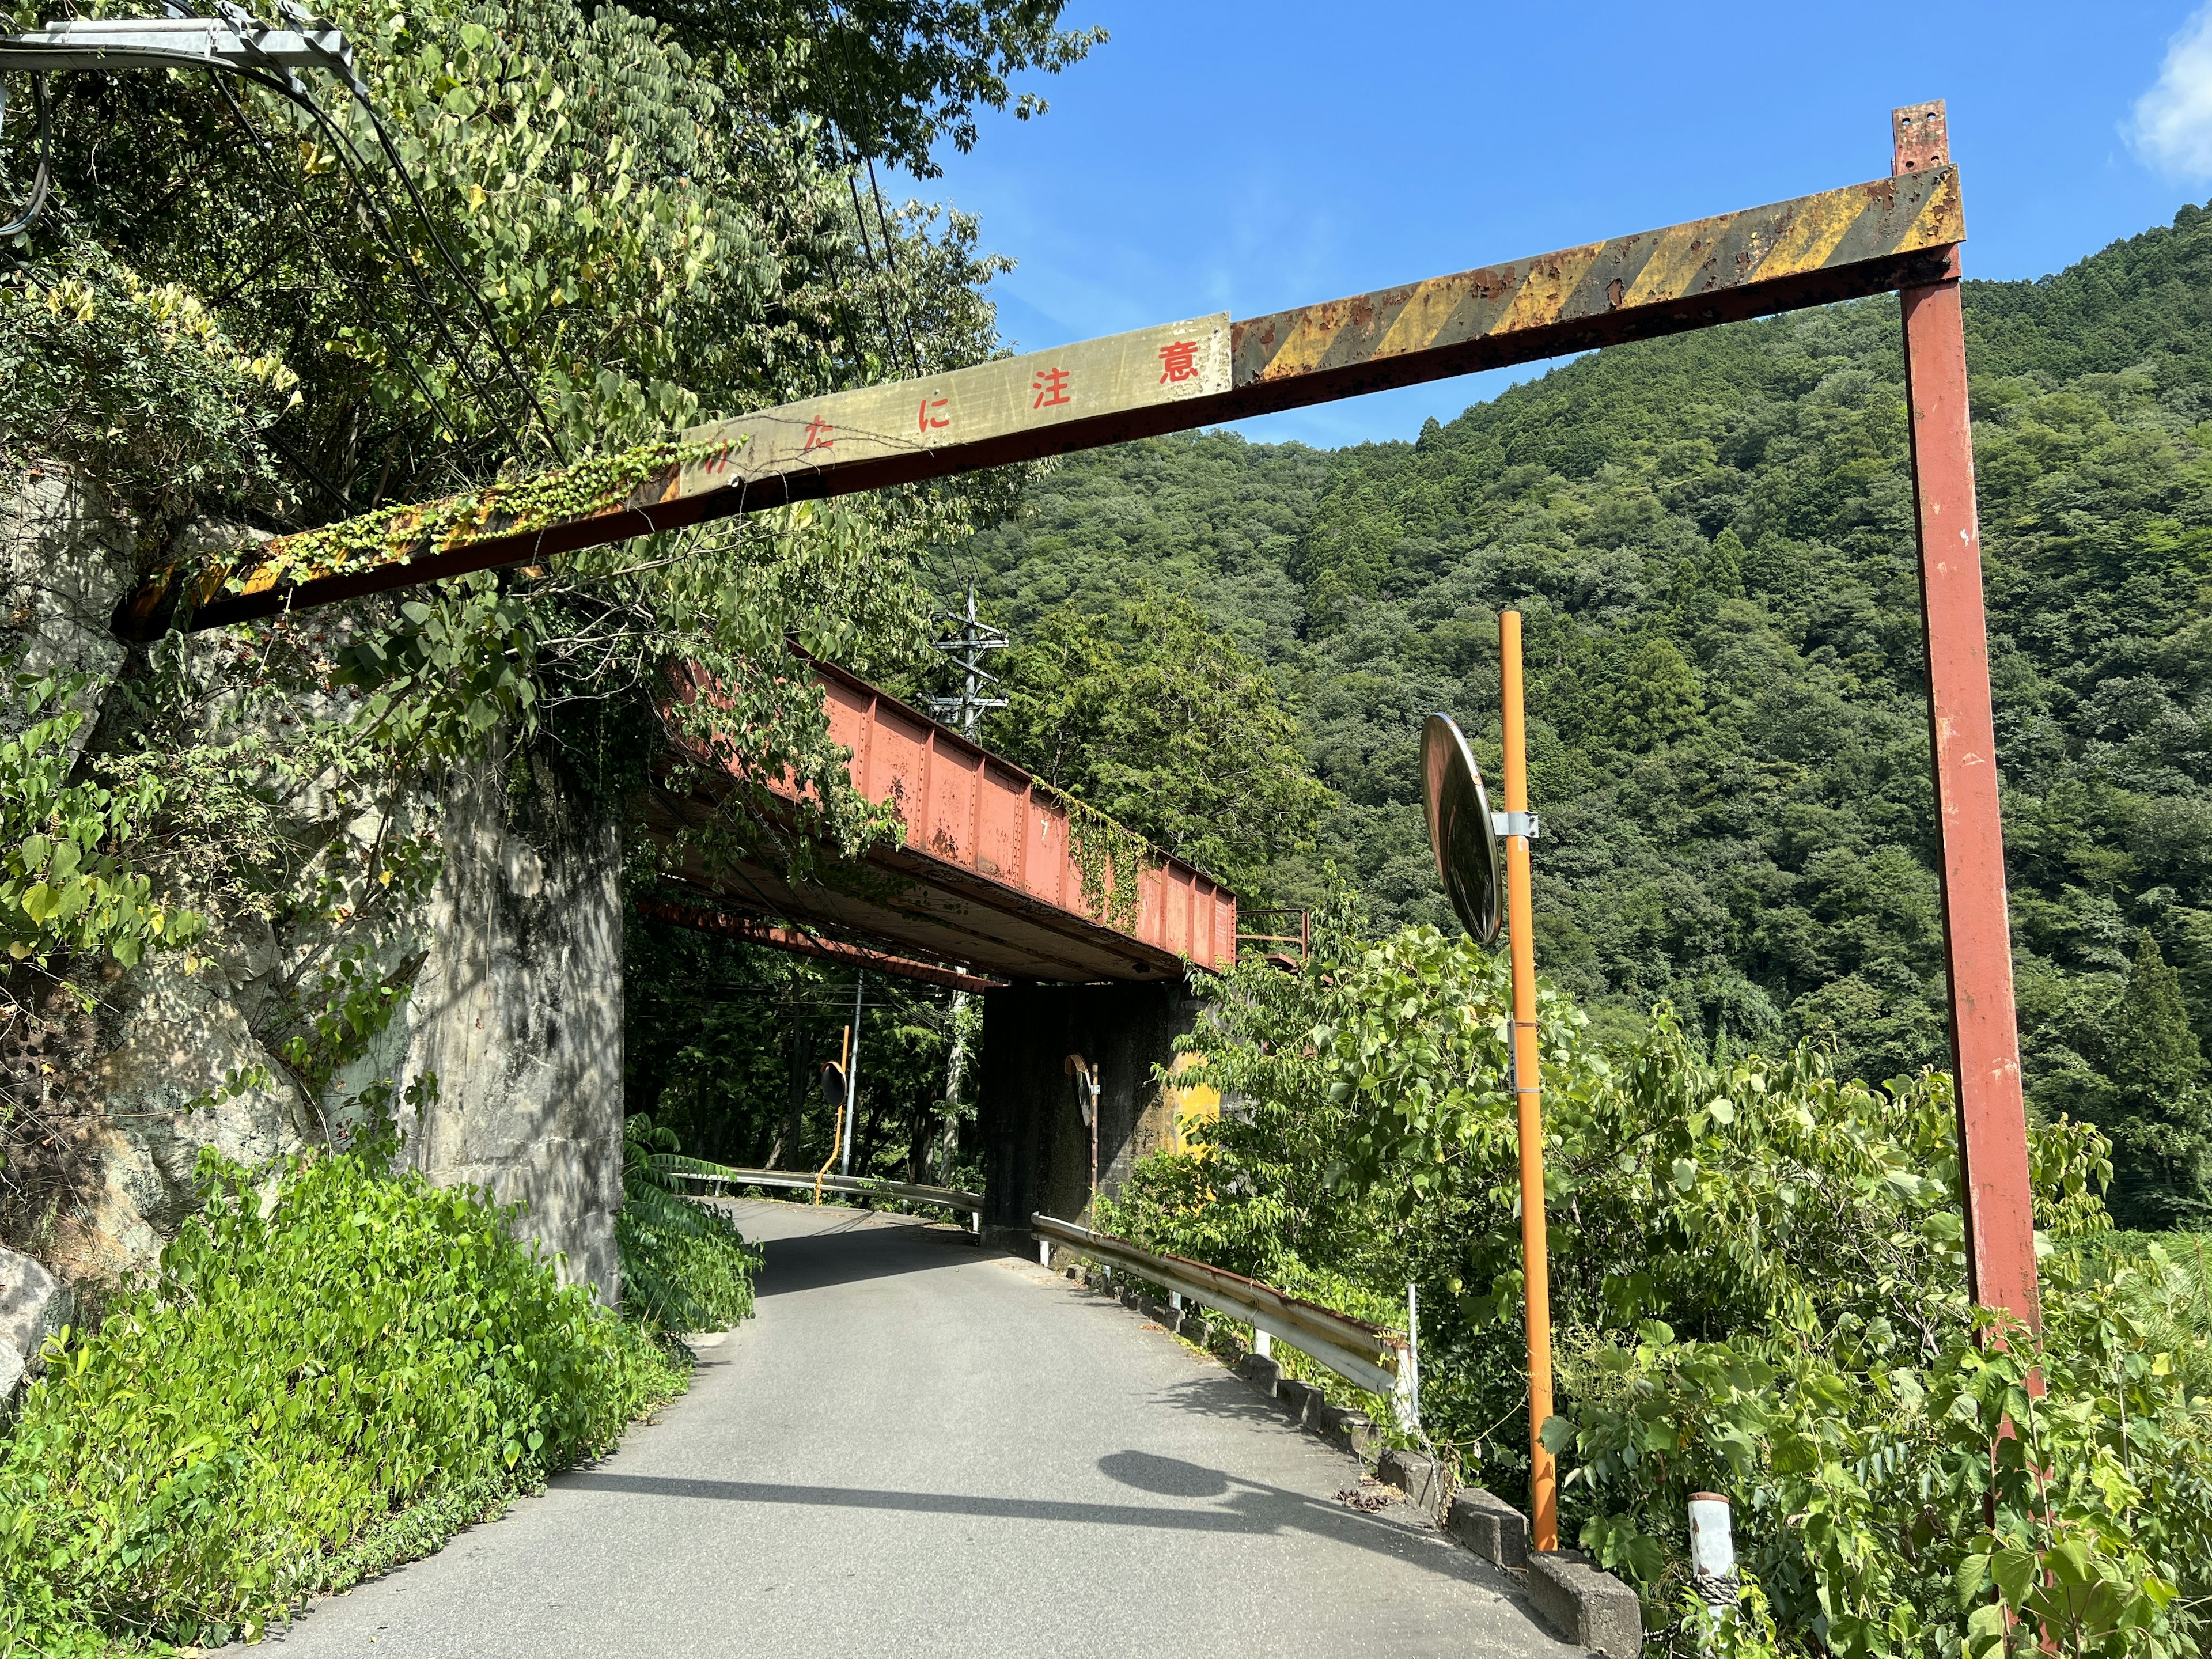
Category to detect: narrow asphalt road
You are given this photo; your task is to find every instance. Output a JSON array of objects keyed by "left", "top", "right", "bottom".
[{"left": 270, "top": 1200, "right": 1579, "bottom": 1658}]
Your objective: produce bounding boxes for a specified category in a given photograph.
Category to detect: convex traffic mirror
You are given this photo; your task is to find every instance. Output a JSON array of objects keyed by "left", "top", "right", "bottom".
[{"left": 1421, "top": 711, "right": 1503, "bottom": 946}]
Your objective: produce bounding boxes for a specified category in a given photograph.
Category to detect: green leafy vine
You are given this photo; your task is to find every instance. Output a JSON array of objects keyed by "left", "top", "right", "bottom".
[
  {"left": 1057, "top": 789, "right": 1148, "bottom": 933},
  {"left": 156, "top": 437, "right": 733, "bottom": 605}
]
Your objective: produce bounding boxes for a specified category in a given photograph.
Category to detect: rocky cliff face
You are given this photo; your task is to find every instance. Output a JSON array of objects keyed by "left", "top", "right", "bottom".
[{"left": 1, "top": 465, "right": 624, "bottom": 1314}]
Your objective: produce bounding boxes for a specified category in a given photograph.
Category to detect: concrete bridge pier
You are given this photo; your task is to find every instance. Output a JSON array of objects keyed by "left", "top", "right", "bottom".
[{"left": 976, "top": 980, "right": 1202, "bottom": 1243}]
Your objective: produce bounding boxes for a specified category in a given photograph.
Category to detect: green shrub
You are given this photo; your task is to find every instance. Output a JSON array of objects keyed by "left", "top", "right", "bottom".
[
  {"left": 0, "top": 1150, "right": 687, "bottom": 1650},
  {"left": 1556, "top": 1256, "right": 2210, "bottom": 1656},
  {"left": 616, "top": 1115, "right": 763, "bottom": 1333},
  {"left": 1106, "top": 907, "right": 2207, "bottom": 1654}
]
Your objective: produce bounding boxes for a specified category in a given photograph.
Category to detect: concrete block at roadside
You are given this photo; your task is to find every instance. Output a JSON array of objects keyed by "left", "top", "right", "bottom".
[
  {"left": 1526, "top": 1551, "right": 1642, "bottom": 1656},
  {"left": 1378, "top": 1447, "right": 1446, "bottom": 1518},
  {"left": 1445, "top": 1488, "right": 1528, "bottom": 1567},
  {"left": 1316, "top": 1406, "right": 1377, "bottom": 1460},
  {"left": 1235, "top": 1351, "right": 1281, "bottom": 1396},
  {"left": 1275, "top": 1377, "right": 1321, "bottom": 1427}
]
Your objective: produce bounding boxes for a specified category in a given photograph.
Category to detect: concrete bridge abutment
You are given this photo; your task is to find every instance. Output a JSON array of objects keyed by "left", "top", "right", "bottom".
[{"left": 976, "top": 979, "right": 1201, "bottom": 1244}]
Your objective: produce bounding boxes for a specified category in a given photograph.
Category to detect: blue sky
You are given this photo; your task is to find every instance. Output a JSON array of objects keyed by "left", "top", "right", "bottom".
[{"left": 914, "top": 1, "right": 2212, "bottom": 448}]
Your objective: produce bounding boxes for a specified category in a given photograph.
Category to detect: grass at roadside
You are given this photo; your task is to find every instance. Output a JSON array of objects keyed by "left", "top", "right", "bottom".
[{"left": 0, "top": 1150, "right": 718, "bottom": 1654}]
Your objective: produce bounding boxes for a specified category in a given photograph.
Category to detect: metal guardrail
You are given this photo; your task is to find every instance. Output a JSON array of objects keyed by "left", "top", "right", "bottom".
[
  {"left": 661, "top": 1162, "right": 983, "bottom": 1232},
  {"left": 1031, "top": 1214, "right": 1417, "bottom": 1427}
]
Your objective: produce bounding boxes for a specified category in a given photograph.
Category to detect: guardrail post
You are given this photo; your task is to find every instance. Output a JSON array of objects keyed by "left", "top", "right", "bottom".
[
  {"left": 1395, "top": 1282, "right": 1422, "bottom": 1432},
  {"left": 1688, "top": 1491, "right": 1740, "bottom": 1608},
  {"left": 1039, "top": 1238, "right": 1050, "bottom": 1267},
  {"left": 1253, "top": 1329, "right": 1272, "bottom": 1360}
]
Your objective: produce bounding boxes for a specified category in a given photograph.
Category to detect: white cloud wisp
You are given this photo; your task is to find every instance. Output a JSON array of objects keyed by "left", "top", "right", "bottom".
[{"left": 2133, "top": 5, "right": 2212, "bottom": 179}]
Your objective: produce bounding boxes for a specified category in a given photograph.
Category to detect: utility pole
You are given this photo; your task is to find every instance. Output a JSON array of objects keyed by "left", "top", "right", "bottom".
[
  {"left": 925, "top": 583, "right": 1007, "bottom": 1181},
  {"left": 1499, "top": 611, "right": 1556, "bottom": 1553},
  {"left": 924, "top": 582, "right": 1009, "bottom": 736}
]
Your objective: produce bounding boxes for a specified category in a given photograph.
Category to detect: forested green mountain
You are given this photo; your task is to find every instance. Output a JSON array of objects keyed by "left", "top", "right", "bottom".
[{"left": 952, "top": 202, "right": 2212, "bottom": 1226}]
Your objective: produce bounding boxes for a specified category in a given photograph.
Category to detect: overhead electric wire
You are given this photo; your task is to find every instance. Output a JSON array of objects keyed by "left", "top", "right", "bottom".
[
  {"left": 222, "top": 57, "right": 516, "bottom": 443},
  {"left": 135, "top": 2, "right": 540, "bottom": 467},
  {"left": 858, "top": 154, "right": 921, "bottom": 376},
  {"left": 823, "top": 2, "right": 923, "bottom": 378},
  {"left": 349, "top": 95, "right": 566, "bottom": 463},
  {"left": 800, "top": 0, "right": 917, "bottom": 381},
  {"left": 232, "top": 64, "right": 495, "bottom": 449},
  {"left": 202, "top": 56, "right": 454, "bottom": 503},
  {"left": 840, "top": 158, "right": 905, "bottom": 374}
]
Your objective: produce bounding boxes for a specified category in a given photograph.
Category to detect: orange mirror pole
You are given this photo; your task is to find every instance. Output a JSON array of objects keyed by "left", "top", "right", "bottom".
[{"left": 1500, "top": 610, "right": 1558, "bottom": 1553}]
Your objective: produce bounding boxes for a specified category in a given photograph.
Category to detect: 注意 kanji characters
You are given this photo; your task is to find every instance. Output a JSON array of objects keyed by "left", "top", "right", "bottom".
[
  {"left": 670, "top": 315, "right": 1226, "bottom": 509},
  {"left": 1158, "top": 340, "right": 1200, "bottom": 384},
  {"left": 1031, "top": 366, "right": 1073, "bottom": 410}
]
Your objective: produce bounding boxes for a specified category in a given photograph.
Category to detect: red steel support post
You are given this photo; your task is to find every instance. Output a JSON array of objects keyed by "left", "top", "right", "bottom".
[{"left": 1894, "top": 101, "right": 2040, "bottom": 1332}]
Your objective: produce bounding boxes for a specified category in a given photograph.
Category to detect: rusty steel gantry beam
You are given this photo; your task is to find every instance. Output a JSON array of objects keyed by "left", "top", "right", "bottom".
[
  {"left": 1887, "top": 102, "right": 2039, "bottom": 1334},
  {"left": 109, "top": 104, "right": 2041, "bottom": 1341},
  {"left": 117, "top": 159, "right": 1961, "bottom": 636}
]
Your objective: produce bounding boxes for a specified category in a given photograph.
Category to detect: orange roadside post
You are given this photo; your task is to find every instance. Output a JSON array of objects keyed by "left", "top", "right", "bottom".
[{"left": 1499, "top": 609, "right": 1559, "bottom": 1553}]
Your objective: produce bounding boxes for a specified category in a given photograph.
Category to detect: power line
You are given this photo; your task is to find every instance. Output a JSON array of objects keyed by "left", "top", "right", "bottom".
[
  {"left": 0, "top": 6, "right": 554, "bottom": 467},
  {"left": 800, "top": 0, "right": 921, "bottom": 381},
  {"left": 204, "top": 57, "right": 463, "bottom": 495}
]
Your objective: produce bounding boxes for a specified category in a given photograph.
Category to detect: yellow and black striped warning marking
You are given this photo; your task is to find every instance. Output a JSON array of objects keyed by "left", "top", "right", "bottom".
[
  {"left": 122, "top": 168, "right": 1964, "bottom": 635},
  {"left": 1231, "top": 168, "right": 1962, "bottom": 386}
]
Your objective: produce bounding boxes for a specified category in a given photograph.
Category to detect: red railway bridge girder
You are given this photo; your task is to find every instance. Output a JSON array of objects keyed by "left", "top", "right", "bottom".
[{"left": 647, "top": 657, "right": 1239, "bottom": 987}]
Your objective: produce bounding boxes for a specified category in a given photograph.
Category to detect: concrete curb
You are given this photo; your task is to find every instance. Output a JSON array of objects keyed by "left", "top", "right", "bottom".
[
  {"left": 1445, "top": 1487, "right": 1528, "bottom": 1568},
  {"left": 1526, "top": 1550, "right": 1642, "bottom": 1656},
  {"left": 1377, "top": 1447, "right": 1447, "bottom": 1520}
]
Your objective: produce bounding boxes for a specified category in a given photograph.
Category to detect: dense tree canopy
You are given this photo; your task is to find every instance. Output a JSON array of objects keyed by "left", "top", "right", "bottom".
[{"left": 986, "top": 586, "right": 1332, "bottom": 899}]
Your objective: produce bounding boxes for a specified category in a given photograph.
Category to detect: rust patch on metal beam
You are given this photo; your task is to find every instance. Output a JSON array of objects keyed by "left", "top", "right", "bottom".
[
  {"left": 1212, "top": 167, "right": 1960, "bottom": 418},
  {"left": 1893, "top": 99, "right": 1950, "bottom": 176}
]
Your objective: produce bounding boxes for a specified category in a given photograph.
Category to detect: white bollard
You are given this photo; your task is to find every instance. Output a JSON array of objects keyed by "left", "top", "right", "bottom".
[
  {"left": 1688, "top": 1491, "right": 1739, "bottom": 1607},
  {"left": 971, "top": 1210, "right": 981, "bottom": 1234},
  {"left": 1039, "top": 1238, "right": 1050, "bottom": 1266},
  {"left": 1254, "top": 1329, "right": 1272, "bottom": 1359}
]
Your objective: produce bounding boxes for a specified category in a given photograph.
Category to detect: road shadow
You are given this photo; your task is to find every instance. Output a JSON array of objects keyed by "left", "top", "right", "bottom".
[
  {"left": 742, "top": 1210, "right": 983, "bottom": 1298},
  {"left": 556, "top": 1455, "right": 1488, "bottom": 1586}
]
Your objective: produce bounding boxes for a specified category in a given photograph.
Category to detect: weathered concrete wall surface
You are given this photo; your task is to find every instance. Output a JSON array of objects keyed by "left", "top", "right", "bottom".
[
  {"left": 2, "top": 464, "right": 625, "bottom": 1308},
  {"left": 394, "top": 736, "right": 626, "bottom": 1303},
  {"left": 0, "top": 467, "right": 131, "bottom": 730},
  {"left": 977, "top": 980, "right": 1202, "bottom": 1234}
]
